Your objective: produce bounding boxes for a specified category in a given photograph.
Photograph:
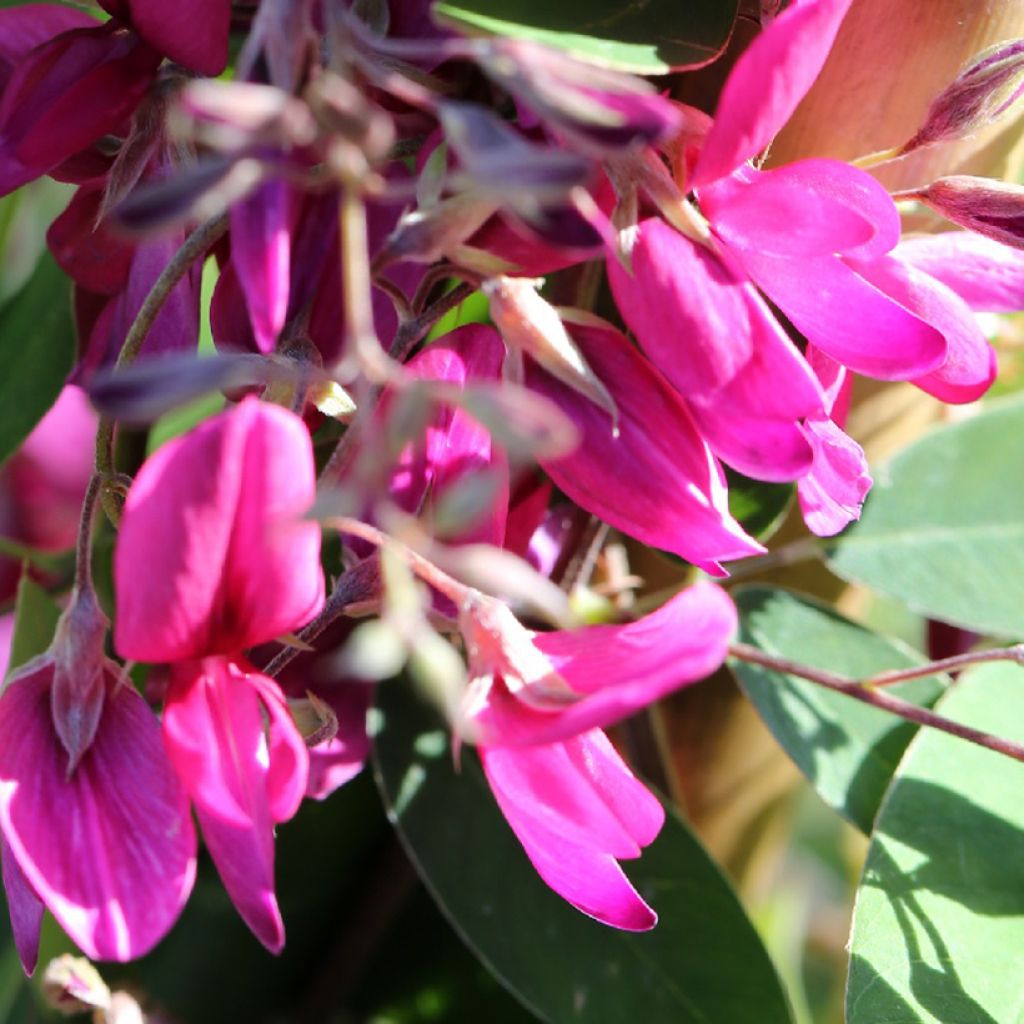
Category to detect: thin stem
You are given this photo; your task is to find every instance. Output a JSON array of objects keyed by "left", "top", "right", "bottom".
[
  {"left": 849, "top": 144, "right": 906, "bottom": 169},
  {"left": 262, "top": 559, "right": 382, "bottom": 678},
  {"left": 94, "top": 213, "right": 229, "bottom": 521},
  {"left": 73, "top": 474, "right": 104, "bottom": 595},
  {"left": 728, "top": 642, "right": 1024, "bottom": 765},
  {"left": 866, "top": 645, "right": 1024, "bottom": 687}
]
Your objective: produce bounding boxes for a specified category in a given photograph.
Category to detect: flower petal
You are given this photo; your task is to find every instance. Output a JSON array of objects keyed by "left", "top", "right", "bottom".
[
  {"left": 797, "top": 416, "right": 871, "bottom": 536},
  {"left": 702, "top": 158, "right": 900, "bottom": 259},
  {"left": 471, "top": 582, "right": 737, "bottom": 746},
  {"left": 115, "top": 398, "right": 324, "bottom": 661},
  {"left": 0, "top": 663, "right": 196, "bottom": 962},
  {"left": 162, "top": 657, "right": 308, "bottom": 953},
  {"left": 479, "top": 732, "right": 660, "bottom": 930},
  {"left": 733, "top": 248, "right": 947, "bottom": 379},
  {"left": 895, "top": 231, "right": 1024, "bottom": 313},
  {"left": 607, "top": 219, "right": 752, "bottom": 397},
  {"left": 847, "top": 253, "right": 996, "bottom": 403},
  {"left": 692, "top": 0, "right": 855, "bottom": 186},
  {"left": 526, "top": 320, "right": 762, "bottom": 573},
  {"left": 1, "top": 835, "right": 43, "bottom": 975},
  {"left": 123, "top": 0, "right": 231, "bottom": 75}
]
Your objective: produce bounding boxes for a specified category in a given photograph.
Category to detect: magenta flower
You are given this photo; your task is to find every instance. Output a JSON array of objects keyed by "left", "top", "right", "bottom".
[
  {"left": 0, "top": 590, "right": 196, "bottom": 970},
  {"left": 115, "top": 398, "right": 325, "bottom": 951},
  {"left": 460, "top": 580, "right": 738, "bottom": 928}
]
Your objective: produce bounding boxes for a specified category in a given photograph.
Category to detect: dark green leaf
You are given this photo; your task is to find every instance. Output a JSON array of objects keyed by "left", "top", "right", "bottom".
[
  {"left": 847, "top": 663, "right": 1024, "bottom": 1023},
  {"left": 827, "top": 393, "right": 1024, "bottom": 637},
  {"left": 373, "top": 681, "right": 794, "bottom": 1024},
  {"left": 731, "top": 586, "right": 947, "bottom": 834},
  {"left": 433, "top": 0, "right": 739, "bottom": 74},
  {"left": 0, "top": 252, "right": 75, "bottom": 468},
  {"left": 725, "top": 470, "right": 793, "bottom": 542},
  {"left": 7, "top": 572, "right": 61, "bottom": 677}
]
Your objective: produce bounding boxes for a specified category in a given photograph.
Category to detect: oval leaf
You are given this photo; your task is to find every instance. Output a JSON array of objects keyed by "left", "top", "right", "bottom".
[
  {"left": 433, "top": 0, "right": 739, "bottom": 74},
  {"left": 827, "top": 393, "right": 1024, "bottom": 637},
  {"left": 847, "top": 663, "right": 1024, "bottom": 1024},
  {"left": 373, "top": 681, "right": 794, "bottom": 1024},
  {"left": 0, "top": 252, "right": 74, "bottom": 467},
  {"left": 731, "top": 586, "right": 947, "bottom": 834}
]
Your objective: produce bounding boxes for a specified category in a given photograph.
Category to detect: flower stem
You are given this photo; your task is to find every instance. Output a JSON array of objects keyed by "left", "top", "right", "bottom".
[
  {"left": 94, "top": 213, "right": 228, "bottom": 523},
  {"left": 865, "top": 645, "right": 1024, "bottom": 687},
  {"left": 728, "top": 642, "right": 1024, "bottom": 764},
  {"left": 849, "top": 144, "right": 906, "bottom": 169},
  {"left": 73, "top": 473, "right": 103, "bottom": 597}
]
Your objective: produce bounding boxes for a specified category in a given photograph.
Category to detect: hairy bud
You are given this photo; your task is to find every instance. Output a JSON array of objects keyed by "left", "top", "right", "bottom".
[{"left": 909, "top": 175, "right": 1024, "bottom": 250}]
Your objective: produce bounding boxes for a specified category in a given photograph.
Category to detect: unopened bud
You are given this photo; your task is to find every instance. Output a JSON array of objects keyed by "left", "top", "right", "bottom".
[
  {"left": 484, "top": 277, "right": 619, "bottom": 428},
  {"left": 379, "top": 194, "right": 499, "bottom": 267},
  {"left": 907, "top": 175, "right": 1024, "bottom": 250},
  {"left": 42, "top": 955, "right": 110, "bottom": 1016},
  {"left": 900, "top": 38, "right": 1024, "bottom": 154}
]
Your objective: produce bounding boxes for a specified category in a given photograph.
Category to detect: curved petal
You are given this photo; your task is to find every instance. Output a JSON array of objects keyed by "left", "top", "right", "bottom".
[
  {"left": 847, "top": 253, "right": 996, "bottom": 403},
  {"left": 0, "top": 664, "right": 196, "bottom": 962},
  {"left": 894, "top": 231, "right": 1024, "bottom": 313},
  {"left": 124, "top": 0, "right": 231, "bottom": 75},
  {"left": 607, "top": 219, "right": 752, "bottom": 397},
  {"left": 526, "top": 322, "right": 762, "bottom": 573},
  {"left": 162, "top": 657, "right": 308, "bottom": 953},
  {"left": 692, "top": 0, "right": 855, "bottom": 186},
  {"left": 0, "top": 6, "right": 97, "bottom": 88},
  {"left": 230, "top": 178, "right": 294, "bottom": 354},
  {"left": 1, "top": 836, "right": 43, "bottom": 975},
  {"left": 734, "top": 248, "right": 947, "bottom": 379},
  {"left": 471, "top": 582, "right": 737, "bottom": 746},
  {"left": 115, "top": 398, "right": 324, "bottom": 661},
  {"left": 702, "top": 158, "right": 900, "bottom": 259},
  {"left": 797, "top": 416, "right": 871, "bottom": 536},
  {"left": 480, "top": 732, "right": 661, "bottom": 931}
]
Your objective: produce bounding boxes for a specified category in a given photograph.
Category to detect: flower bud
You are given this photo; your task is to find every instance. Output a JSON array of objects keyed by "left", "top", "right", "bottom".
[
  {"left": 901, "top": 38, "right": 1024, "bottom": 154},
  {"left": 908, "top": 174, "right": 1024, "bottom": 249},
  {"left": 484, "top": 277, "right": 618, "bottom": 427}
]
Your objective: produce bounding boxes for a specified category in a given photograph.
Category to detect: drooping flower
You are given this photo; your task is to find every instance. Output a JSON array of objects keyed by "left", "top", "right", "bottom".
[
  {"left": 115, "top": 398, "right": 325, "bottom": 951},
  {"left": 459, "top": 580, "right": 738, "bottom": 928},
  {"left": 0, "top": 587, "right": 196, "bottom": 970}
]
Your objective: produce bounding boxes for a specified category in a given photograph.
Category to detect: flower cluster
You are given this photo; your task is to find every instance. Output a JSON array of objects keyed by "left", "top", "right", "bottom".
[{"left": 0, "top": 0, "right": 1023, "bottom": 969}]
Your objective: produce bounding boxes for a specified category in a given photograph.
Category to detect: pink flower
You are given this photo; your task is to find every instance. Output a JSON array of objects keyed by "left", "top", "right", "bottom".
[
  {"left": 115, "top": 398, "right": 325, "bottom": 951},
  {"left": 0, "top": 591, "right": 196, "bottom": 969},
  {"left": 460, "top": 580, "right": 737, "bottom": 927}
]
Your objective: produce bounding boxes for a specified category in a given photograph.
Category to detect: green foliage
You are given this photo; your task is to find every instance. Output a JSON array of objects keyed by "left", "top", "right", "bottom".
[
  {"left": 373, "top": 680, "right": 794, "bottom": 1024},
  {"left": 732, "top": 586, "right": 946, "bottom": 834},
  {"left": 0, "top": 253, "right": 75, "bottom": 468},
  {"left": 725, "top": 470, "right": 794, "bottom": 541},
  {"left": 432, "top": 0, "right": 738, "bottom": 73},
  {"left": 847, "top": 663, "right": 1024, "bottom": 1023},
  {"left": 828, "top": 394, "right": 1024, "bottom": 637},
  {"left": 7, "top": 572, "right": 61, "bottom": 677}
]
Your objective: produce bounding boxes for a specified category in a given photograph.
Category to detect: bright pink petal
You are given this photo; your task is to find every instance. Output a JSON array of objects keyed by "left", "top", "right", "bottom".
[
  {"left": 689, "top": 288, "right": 823, "bottom": 480},
  {"left": 702, "top": 159, "right": 900, "bottom": 259},
  {"left": 0, "top": 664, "right": 197, "bottom": 962},
  {"left": 1, "top": 836, "right": 42, "bottom": 974},
  {"left": 480, "top": 733, "right": 661, "bottom": 930},
  {"left": 734, "top": 248, "right": 947, "bottom": 379},
  {"left": 162, "top": 657, "right": 308, "bottom": 953},
  {"left": 230, "top": 179, "right": 294, "bottom": 354},
  {"left": 472, "top": 582, "right": 737, "bottom": 746},
  {"left": 895, "top": 231, "right": 1024, "bottom": 313},
  {"left": 607, "top": 219, "right": 752, "bottom": 397},
  {"left": 115, "top": 399, "right": 324, "bottom": 661},
  {"left": 847, "top": 253, "right": 996, "bottom": 403},
  {"left": 526, "top": 320, "right": 763, "bottom": 573},
  {"left": 797, "top": 416, "right": 871, "bottom": 536},
  {"left": 692, "top": 0, "right": 855, "bottom": 186}
]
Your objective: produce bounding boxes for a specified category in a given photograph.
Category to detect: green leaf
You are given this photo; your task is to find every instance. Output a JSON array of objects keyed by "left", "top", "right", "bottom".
[
  {"left": 847, "top": 662, "right": 1024, "bottom": 1024},
  {"left": 0, "top": 252, "right": 75, "bottom": 468},
  {"left": 373, "top": 681, "right": 794, "bottom": 1024},
  {"left": 7, "top": 572, "right": 61, "bottom": 678},
  {"left": 827, "top": 393, "right": 1024, "bottom": 637},
  {"left": 731, "top": 586, "right": 947, "bottom": 834},
  {"left": 725, "top": 470, "right": 793, "bottom": 542},
  {"left": 433, "top": 0, "right": 739, "bottom": 74}
]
